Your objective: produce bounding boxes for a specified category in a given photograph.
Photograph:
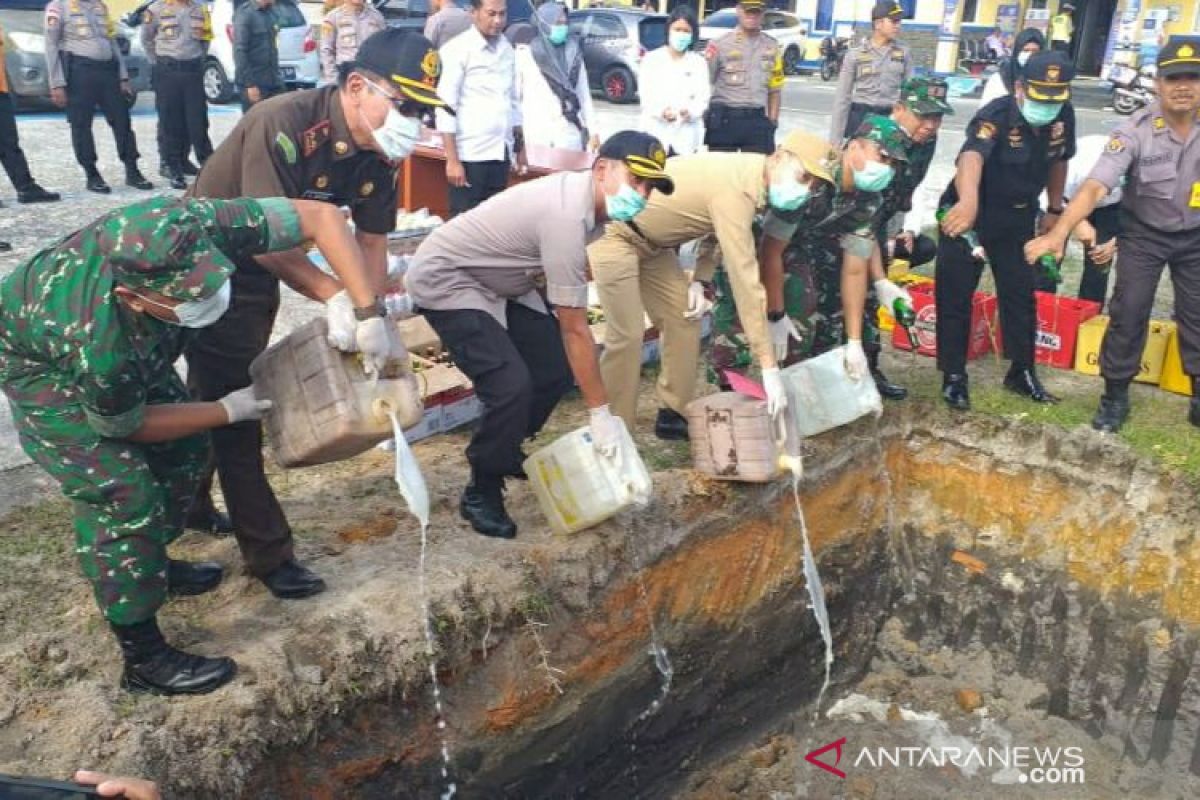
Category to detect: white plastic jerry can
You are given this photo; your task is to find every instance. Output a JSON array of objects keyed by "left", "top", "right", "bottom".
[
  {"left": 523, "top": 418, "right": 652, "bottom": 536},
  {"left": 782, "top": 346, "right": 882, "bottom": 438},
  {"left": 685, "top": 392, "right": 781, "bottom": 482}
]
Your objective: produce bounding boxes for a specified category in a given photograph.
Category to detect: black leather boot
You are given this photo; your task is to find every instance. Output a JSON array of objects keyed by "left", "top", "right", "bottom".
[
  {"left": 85, "top": 168, "right": 111, "bottom": 194},
  {"left": 1092, "top": 379, "right": 1130, "bottom": 433},
  {"left": 180, "top": 159, "right": 201, "bottom": 176},
  {"left": 654, "top": 407, "right": 689, "bottom": 440},
  {"left": 167, "top": 559, "right": 224, "bottom": 597},
  {"left": 260, "top": 559, "right": 327, "bottom": 599},
  {"left": 0, "top": 241, "right": 10, "bottom": 253},
  {"left": 1004, "top": 364, "right": 1058, "bottom": 403},
  {"left": 185, "top": 507, "right": 234, "bottom": 535},
  {"left": 113, "top": 617, "right": 236, "bottom": 695},
  {"left": 867, "top": 349, "right": 907, "bottom": 400},
  {"left": 460, "top": 472, "right": 516, "bottom": 539},
  {"left": 159, "top": 163, "right": 187, "bottom": 190},
  {"left": 941, "top": 373, "right": 970, "bottom": 411},
  {"left": 16, "top": 183, "right": 60, "bottom": 203},
  {"left": 125, "top": 163, "right": 154, "bottom": 190}
]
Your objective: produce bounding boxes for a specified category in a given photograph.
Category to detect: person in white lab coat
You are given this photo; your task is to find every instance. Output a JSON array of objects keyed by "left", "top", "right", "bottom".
[
  {"left": 638, "top": 5, "right": 710, "bottom": 155},
  {"left": 515, "top": 2, "right": 597, "bottom": 151}
]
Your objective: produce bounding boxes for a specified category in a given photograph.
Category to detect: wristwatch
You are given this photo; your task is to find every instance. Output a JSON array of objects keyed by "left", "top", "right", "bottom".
[
  {"left": 352, "top": 296, "right": 386, "bottom": 321},
  {"left": 767, "top": 310, "right": 786, "bottom": 323},
  {"left": 1046, "top": 206, "right": 1064, "bottom": 215}
]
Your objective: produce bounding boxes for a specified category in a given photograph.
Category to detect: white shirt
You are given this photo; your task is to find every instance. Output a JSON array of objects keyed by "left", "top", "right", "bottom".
[
  {"left": 514, "top": 45, "right": 594, "bottom": 151},
  {"left": 978, "top": 71, "right": 1009, "bottom": 107},
  {"left": 638, "top": 46, "right": 710, "bottom": 156},
  {"left": 1065, "top": 135, "right": 1123, "bottom": 208},
  {"left": 435, "top": 25, "right": 521, "bottom": 162}
]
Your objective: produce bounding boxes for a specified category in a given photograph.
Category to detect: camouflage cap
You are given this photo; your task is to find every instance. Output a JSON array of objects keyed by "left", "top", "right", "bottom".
[
  {"left": 97, "top": 198, "right": 235, "bottom": 302},
  {"left": 900, "top": 76, "right": 954, "bottom": 116},
  {"left": 852, "top": 114, "right": 910, "bottom": 161}
]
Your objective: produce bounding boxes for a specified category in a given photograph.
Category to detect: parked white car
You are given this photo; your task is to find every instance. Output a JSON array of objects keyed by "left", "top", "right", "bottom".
[
  {"left": 698, "top": 8, "right": 807, "bottom": 75},
  {"left": 204, "top": 0, "right": 319, "bottom": 104}
]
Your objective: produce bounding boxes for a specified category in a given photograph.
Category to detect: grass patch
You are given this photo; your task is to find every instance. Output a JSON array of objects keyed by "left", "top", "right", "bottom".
[{"left": 0, "top": 499, "right": 74, "bottom": 561}]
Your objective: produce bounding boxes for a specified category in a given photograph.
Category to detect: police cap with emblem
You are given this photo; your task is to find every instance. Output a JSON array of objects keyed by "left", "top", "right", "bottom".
[
  {"left": 900, "top": 76, "right": 954, "bottom": 116},
  {"left": 737, "top": 0, "right": 766, "bottom": 9},
  {"left": 597, "top": 131, "right": 675, "bottom": 195},
  {"left": 1022, "top": 50, "right": 1074, "bottom": 102},
  {"left": 354, "top": 30, "right": 446, "bottom": 107},
  {"left": 872, "top": 1, "right": 904, "bottom": 20},
  {"left": 1157, "top": 35, "right": 1200, "bottom": 78}
]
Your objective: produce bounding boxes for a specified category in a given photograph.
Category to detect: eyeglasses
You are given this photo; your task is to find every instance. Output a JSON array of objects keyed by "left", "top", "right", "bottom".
[{"left": 361, "top": 76, "right": 424, "bottom": 117}]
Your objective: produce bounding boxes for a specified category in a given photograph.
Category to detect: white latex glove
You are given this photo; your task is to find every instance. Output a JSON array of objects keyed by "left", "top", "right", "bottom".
[
  {"left": 384, "top": 291, "right": 416, "bottom": 320},
  {"left": 325, "top": 289, "right": 358, "bottom": 351},
  {"left": 844, "top": 339, "right": 868, "bottom": 382},
  {"left": 356, "top": 315, "right": 405, "bottom": 375},
  {"left": 218, "top": 385, "right": 272, "bottom": 424},
  {"left": 873, "top": 279, "right": 912, "bottom": 313},
  {"left": 768, "top": 316, "right": 803, "bottom": 361},
  {"left": 762, "top": 366, "right": 787, "bottom": 419},
  {"left": 588, "top": 404, "right": 623, "bottom": 459},
  {"left": 683, "top": 281, "right": 712, "bottom": 321}
]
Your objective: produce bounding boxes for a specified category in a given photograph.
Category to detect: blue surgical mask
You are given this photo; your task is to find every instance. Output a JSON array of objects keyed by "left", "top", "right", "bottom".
[
  {"left": 136, "top": 280, "right": 232, "bottom": 328},
  {"left": 548, "top": 24, "right": 569, "bottom": 46},
  {"left": 768, "top": 174, "right": 811, "bottom": 211},
  {"left": 1021, "top": 98, "right": 1063, "bottom": 127},
  {"left": 852, "top": 159, "right": 895, "bottom": 192},
  {"left": 669, "top": 31, "right": 693, "bottom": 52},
  {"left": 606, "top": 183, "right": 647, "bottom": 222}
]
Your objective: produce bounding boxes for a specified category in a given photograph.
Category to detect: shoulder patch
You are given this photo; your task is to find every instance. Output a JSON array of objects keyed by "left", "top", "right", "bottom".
[
  {"left": 275, "top": 132, "right": 298, "bottom": 165},
  {"left": 976, "top": 121, "right": 997, "bottom": 140},
  {"left": 302, "top": 120, "right": 331, "bottom": 157},
  {"left": 1153, "top": 116, "right": 1166, "bottom": 131},
  {"left": 1106, "top": 136, "right": 1125, "bottom": 153}
]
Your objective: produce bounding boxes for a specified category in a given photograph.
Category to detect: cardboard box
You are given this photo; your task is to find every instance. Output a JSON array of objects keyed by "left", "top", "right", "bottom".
[
  {"left": 1032, "top": 292, "right": 1101, "bottom": 370},
  {"left": 1160, "top": 324, "right": 1194, "bottom": 396},
  {"left": 1075, "top": 316, "right": 1173, "bottom": 384},
  {"left": 892, "top": 282, "right": 998, "bottom": 360},
  {"left": 404, "top": 399, "right": 444, "bottom": 443},
  {"left": 398, "top": 316, "right": 441, "bottom": 356},
  {"left": 441, "top": 386, "right": 483, "bottom": 431}
]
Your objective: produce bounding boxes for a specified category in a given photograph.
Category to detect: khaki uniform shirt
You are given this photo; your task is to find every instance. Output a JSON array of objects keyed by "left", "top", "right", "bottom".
[
  {"left": 1088, "top": 102, "right": 1200, "bottom": 233},
  {"left": 829, "top": 38, "right": 911, "bottom": 141},
  {"left": 44, "top": 0, "right": 126, "bottom": 89},
  {"left": 592, "top": 153, "right": 773, "bottom": 364},
  {"left": 141, "top": 0, "right": 212, "bottom": 63},
  {"left": 424, "top": 6, "right": 473, "bottom": 50},
  {"left": 406, "top": 171, "right": 600, "bottom": 325},
  {"left": 705, "top": 30, "right": 784, "bottom": 109},
  {"left": 319, "top": 4, "right": 386, "bottom": 82}
]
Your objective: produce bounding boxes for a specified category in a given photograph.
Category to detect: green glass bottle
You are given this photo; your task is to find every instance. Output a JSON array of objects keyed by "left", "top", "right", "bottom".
[{"left": 936, "top": 207, "right": 988, "bottom": 264}]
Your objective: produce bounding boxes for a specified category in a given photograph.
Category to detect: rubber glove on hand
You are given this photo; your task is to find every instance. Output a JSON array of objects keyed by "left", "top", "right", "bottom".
[
  {"left": 219, "top": 386, "right": 272, "bottom": 424},
  {"left": 873, "top": 279, "right": 912, "bottom": 312},
  {"left": 384, "top": 291, "right": 416, "bottom": 320},
  {"left": 356, "top": 316, "right": 404, "bottom": 375},
  {"left": 844, "top": 339, "right": 868, "bottom": 381},
  {"left": 762, "top": 366, "right": 788, "bottom": 419},
  {"left": 588, "top": 404, "right": 624, "bottom": 459},
  {"left": 325, "top": 289, "right": 358, "bottom": 351},
  {"left": 768, "top": 315, "right": 803, "bottom": 361},
  {"left": 683, "top": 281, "right": 712, "bottom": 321}
]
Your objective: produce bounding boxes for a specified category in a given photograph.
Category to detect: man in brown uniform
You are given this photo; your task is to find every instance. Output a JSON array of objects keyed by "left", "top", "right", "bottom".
[
  {"left": 829, "top": 0, "right": 912, "bottom": 143},
  {"left": 703, "top": 0, "right": 784, "bottom": 154},
  {"left": 1026, "top": 36, "right": 1200, "bottom": 433},
  {"left": 186, "top": 30, "right": 441, "bottom": 598}
]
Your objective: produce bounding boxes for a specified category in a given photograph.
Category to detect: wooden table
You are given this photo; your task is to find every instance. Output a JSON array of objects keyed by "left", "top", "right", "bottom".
[{"left": 398, "top": 135, "right": 594, "bottom": 218}]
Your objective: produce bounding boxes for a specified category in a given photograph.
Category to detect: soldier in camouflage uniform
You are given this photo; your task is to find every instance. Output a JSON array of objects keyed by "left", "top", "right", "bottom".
[{"left": 0, "top": 195, "right": 387, "bottom": 695}]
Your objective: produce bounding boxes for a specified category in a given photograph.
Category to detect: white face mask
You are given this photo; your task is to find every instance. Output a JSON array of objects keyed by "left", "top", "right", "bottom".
[
  {"left": 1017, "top": 51, "right": 1033, "bottom": 66},
  {"left": 361, "top": 78, "right": 423, "bottom": 161},
  {"left": 136, "top": 280, "right": 232, "bottom": 328}
]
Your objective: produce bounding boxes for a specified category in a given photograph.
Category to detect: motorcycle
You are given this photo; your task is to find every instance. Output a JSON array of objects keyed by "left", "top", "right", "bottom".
[
  {"left": 819, "top": 36, "right": 848, "bottom": 82},
  {"left": 1108, "top": 63, "right": 1157, "bottom": 115}
]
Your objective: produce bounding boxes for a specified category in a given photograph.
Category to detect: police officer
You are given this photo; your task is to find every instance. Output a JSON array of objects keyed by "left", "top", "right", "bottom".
[
  {"left": 235, "top": 0, "right": 282, "bottom": 112},
  {"left": 1049, "top": 2, "right": 1074, "bottom": 54},
  {"left": 937, "top": 51, "right": 1076, "bottom": 411},
  {"left": 1026, "top": 37, "right": 1200, "bottom": 432},
  {"left": 186, "top": 30, "right": 441, "bottom": 600},
  {"left": 703, "top": 0, "right": 784, "bottom": 154},
  {"left": 142, "top": 0, "right": 215, "bottom": 190},
  {"left": 319, "top": 0, "right": 386, "bottom": 85},
  {"left": 44, "top": 0, "right": 154, "bottom": 193},
  {"left": 829, "top": 0, "right": 911, "bottom": 144}
]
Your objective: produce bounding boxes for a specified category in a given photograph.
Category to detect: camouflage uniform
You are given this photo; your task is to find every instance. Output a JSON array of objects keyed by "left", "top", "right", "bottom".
[{"left": 0, "top": 196, "right": 303, "bottom": 625}]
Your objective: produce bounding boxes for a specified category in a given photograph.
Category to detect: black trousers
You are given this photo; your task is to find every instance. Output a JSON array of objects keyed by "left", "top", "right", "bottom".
[
  {"left": 185, "top": 268, "right": 294, "bottom": 576},
  {"left": 0, "top": 91, "right": 35, "bottom": 192},
  {"left": 1077, "top": 203, "right": 1121, "bottom": 308},
  {"left": 703, "top": 106, "right": 775, "bottom": 154},
  {"left": 448, "top": 159, "right": 510, "bottom": 216},
  {"left": 238, "top": 84, "right": 283, "bottom": 113},
  {"left": 843, "top": 102, "right": 893, "bottom": 142},
  {"left": 1100, "top": 214, "right": 1200, "bottom": 381},
  {"left": 64, "top": 55, "right": 139, "bottom": 168},
  {"left": 153, "top": 58, "right": 213, "bottom": 169},
  {"left": 421, "top": 303, "right": 574, "bottom": 479},
  {"left": 935, "top": 210, "right": 1038, "bottom": 374}
]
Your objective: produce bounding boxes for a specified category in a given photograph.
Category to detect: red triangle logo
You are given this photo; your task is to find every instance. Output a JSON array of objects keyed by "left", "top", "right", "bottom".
[{"left": 804, "top": 737, "right": 847, "bottom": 779}]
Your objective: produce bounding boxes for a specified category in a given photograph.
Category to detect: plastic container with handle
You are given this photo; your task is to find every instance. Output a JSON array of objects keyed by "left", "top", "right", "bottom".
[{"left": 781, "top": 346, "right": 883, "bottom": 438}]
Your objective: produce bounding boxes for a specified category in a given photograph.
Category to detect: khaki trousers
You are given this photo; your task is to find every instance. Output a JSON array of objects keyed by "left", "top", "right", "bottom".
[{"left": 588, "top": 225, "right": 701, "bottom": 428}]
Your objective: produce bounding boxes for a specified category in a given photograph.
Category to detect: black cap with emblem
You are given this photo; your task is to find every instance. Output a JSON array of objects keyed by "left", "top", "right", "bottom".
[
  {"left": 872, "top": 0, "right": 903, "bottom": 20},
  {"left": 1157, "top": 35, "right": 1200, "bottom": 78},
  {"left": 354, "top": 29, "right": 445, "bottom": 107},
  {"left": 1022, "top": 50, "right": 1074, "bottom": 102},
  {"left": 596, "top": 131, "right": 675, "bottom": 195}
]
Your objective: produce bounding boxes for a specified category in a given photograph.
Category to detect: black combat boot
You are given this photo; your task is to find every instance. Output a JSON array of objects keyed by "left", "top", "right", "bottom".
[
  {"left": 1092, "top": 379, "right": 1131, "bottom": 433},
  {"left": 166, "top": 559, "right": 224, "bottom": 597},
  {"left": 85, "top": 167, "right": 111, "bottom": 194},
  {"left": 1190, "top": 377, "right": 1200, "bottom": 429},
  {"left": 460, "top": 471, "right": 516, "bottom": 539},
  {"left": 180, "top": 159, "right": 202, "bottom": 176},
  {"left": 124, "top": 163, "right": 154, "bottom": 190},
  {"left": 942, "top": 372, "right": 970, "bottom": 411},
  {"left": 867, "top": 348, "right": 907, "bottom": 400},
  {"left": 1003, "top": 363, "right": 1059, "bottom": 403},
  {"left": 112, "top": 617, "right": 236, "bottom": 695},
  {"left": 16, "top": 183, "right": 60, "bottom": 203},
  {"left": 654, "top": 407, "right": 689, "bottom": 440},
  {"left": 158, "top": 162, "right": 187, "bottom": 190},
  {"left": 0, "top": 241, "right": 11, "bottom": 253},
  {"left": 260, "top": 559, "right": 327, "bottom": 599}
]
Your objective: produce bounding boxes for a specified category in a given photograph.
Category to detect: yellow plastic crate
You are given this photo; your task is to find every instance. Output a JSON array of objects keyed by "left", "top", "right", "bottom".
[
  {"left": 1074, "top": 316, "right": 1173, "bottom": 385},
  {"left": 1160, "top": 324, "right": 1194, "bottom": 396}
]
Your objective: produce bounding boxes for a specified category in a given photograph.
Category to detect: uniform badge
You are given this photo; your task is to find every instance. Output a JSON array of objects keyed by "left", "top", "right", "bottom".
[
  {"left": 704, "top": 42, "right": 717, "bottom": 60},
  {"left": 1007, "top": 127, "right": 1023, "bottom": 147},
  {"left": 1153, "top": 116, "right": 1166, "bottom": 131},
  {"left": 1046, "top": 65, "right": 1061, "bottom": 82},
  {"left": 315, "top": 174, "right": 329, "bottom": 189},
  {"left": 652, "top": 147, "right": 666, "bottom": 167},
  {"left": 1180, "top": 44, "right": 1195, "bottom": 58},
  {"left": 275, "top": 132, "right": 298, "bottom": 166},
  {"left": 360, "top": 181, "right": 374, "bottom": 196},
  {"left": 976, "top": 121, "right": 996, "bottom": 140},
  {"left": 302, "top": 120, "right": 331, "bottom": 157},
  {"left": 1050, "top": 121, "right": 1064, "bottom": 139},
  {"left": 891, "top": 48, "right": 905, "bottom": 60},
  {"left": 334, "top": 140, "right": 349, "bottom": 155},
  {"left": 1106, "top": 136, "right": 1125, "bottom": 153},
  {"left": 421, "top": 49, "right": 441, "bottom": 83}
]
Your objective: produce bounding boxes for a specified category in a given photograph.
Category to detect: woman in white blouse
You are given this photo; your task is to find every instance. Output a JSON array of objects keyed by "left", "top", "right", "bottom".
[
  {"left": 638, "top": 6, "right": 710, "bottom": 156},
  {"left": 514, "top": 2, "right": 597, "bottom": 151}
]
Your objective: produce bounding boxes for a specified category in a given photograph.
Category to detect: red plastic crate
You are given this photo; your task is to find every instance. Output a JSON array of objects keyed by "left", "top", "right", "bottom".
[
  {"left": 891, "top": 282, "right": 998, "bottom": 360},
  {"left": 1032, "top": 292, "right": 1101, "bottom": 369}
]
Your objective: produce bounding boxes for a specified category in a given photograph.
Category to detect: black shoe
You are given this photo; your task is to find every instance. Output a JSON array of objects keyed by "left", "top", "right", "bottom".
[
  {"left": 460, "top": 482, "right": 517, "bottom": 539},
  {"left": 113, "top": 618, "right": 236, "bottom": 696},
  {"left": 185, "top": 508, "right": 234, "bottom": 535},
  {"left": 85, "top": 170, "right": 111, "bottom": 194},
  {"left": 181, "top": 159, "right": 201, "bottom": 176},
  {"left": 16, "top": 183, "right": 60, "bottom": 203},
  {"left": 260, "top": 559, "right": 327, "bottom": 599},
  {"left": 167, "top": 559, "right": 224, "bottom": 597},
  {"left": 942, "top": 373, "right": 970, "bottom": 411},
  {"left": 1092, "top": 394, "right": 1131, "bottom": 433},
  {"left": 1190, "top": 397, "right": 1200, "bottom": 428},
  {"left": 158, "top": 164, "right": 187, "bottom": 190},
  {"left": 872, "top": 368, "right": 908, "bottom": 401},
  {"left": 125, "top": 165, "right": 154, "bottom": 190},
  {"left": 1004, "top": 365, "right": 1058, "bottom": 403},
  {"left": 0, "top": 241, "right": 10, "bottom": 253},
  {"left": 654, "top": 407, "right": 689, "bottom": 441}
]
